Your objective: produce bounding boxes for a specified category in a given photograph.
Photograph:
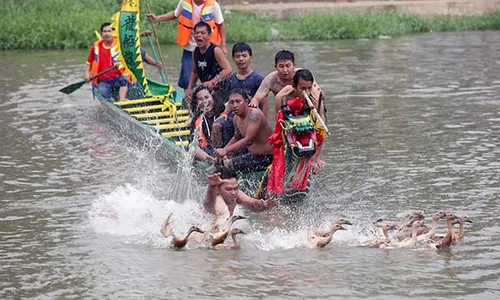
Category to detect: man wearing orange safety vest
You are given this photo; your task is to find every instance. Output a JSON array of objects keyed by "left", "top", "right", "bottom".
[
  {"left": 84, "top": 22, "right": 129, "bottom": 102},
  {"left": 147, "top": 0, "right": 227, "bottom": 91}
]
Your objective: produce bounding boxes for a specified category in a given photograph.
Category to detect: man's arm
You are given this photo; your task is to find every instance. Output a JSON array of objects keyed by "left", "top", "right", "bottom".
[
  {"left": 223, "top": 109, "right": 260, "bottom": 154},
  {"left": 147, "top": 10, "right": 177, "bottom": 22},
  {"left": 210, "top": 47, "right": 232, "bottom": 85},
  {"left": 203, "top": 173, "right": 226, "bottom": 214},
  {"left": 236, "top": 190, "right": 279, "bottom": 212},
  {"left": 84, "top": 64, "right": 92, "bottom": 82},
  {"left": 249, "top": 74, "right": 272, "bottom": 110},
  {"left": 186, "top": 53, "right": 198, "bottom": 101},
  {"left": 217, "top": 22, "right": 227, "bottom": 55},
  {"left": 84, "top": 47, "right": 94, "bottom": 82},
  {"left": 274, "top": 85, "right": 294, "bottom": 112}
]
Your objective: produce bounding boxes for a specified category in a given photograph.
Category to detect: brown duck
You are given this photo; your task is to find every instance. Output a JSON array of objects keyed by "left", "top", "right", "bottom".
[{"left": 160, "top": 213, "right": 204, "bottom": 249}]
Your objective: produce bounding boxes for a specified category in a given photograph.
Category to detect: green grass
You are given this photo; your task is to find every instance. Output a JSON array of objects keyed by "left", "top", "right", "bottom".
[{"left": 1, "top": 0, "right": 499, "bottom": 50}]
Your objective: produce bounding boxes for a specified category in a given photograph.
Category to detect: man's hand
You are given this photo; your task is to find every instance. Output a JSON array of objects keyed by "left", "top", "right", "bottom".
[
  {"left": 84, "top": 72, "right": 91, "bottom": 82},
  {"left": 201, "top": 80, "right": 213, "bottom": 87},
  {"left": 155, "top": 62, "right": 163, "bottom": 70},
  {"left": 147, "top": 14, "right": 157, "bottom": 22},
  {"left": 205, "top": 172, "right": 228, "bottom": 187},
  {"left": 312, "top": 159, "right": 326, "bottom": 174},
  {"left": 185, "top": 87, "right": 193, "bottom": 101},
  {"left": 215, "top": 148, "right": 228, "bottom": 158},
  {"left": 262, "top": 198, "right": 279, "bottom": 209},
  {"left": 249, "top": 98, "right": 259, "bottom": 108},
  {"left": 141, "top": 29, "right": 153, "bottom": 37}
]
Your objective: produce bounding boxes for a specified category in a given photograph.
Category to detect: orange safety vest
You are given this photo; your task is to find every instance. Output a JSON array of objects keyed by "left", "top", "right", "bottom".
[
  {"left": 177, "top": 0, "right": 221, "bottom": 47},
  {"left": 194, "top": 115, "right": 210, "bottom": 148},
  {"left": 90, "top": 39, "right": 129, "bottom": 85}
]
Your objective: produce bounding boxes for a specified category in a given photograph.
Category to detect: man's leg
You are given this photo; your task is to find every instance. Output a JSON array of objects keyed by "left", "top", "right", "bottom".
[
  {"left": 178, "top": 49, "right": 193, "bottom": 90},
  {"left": 97, "top": 80, "right": 112, "bottom": 100},
  {"left": 114, "top": 76, "right": 129, "bottom": 102}
]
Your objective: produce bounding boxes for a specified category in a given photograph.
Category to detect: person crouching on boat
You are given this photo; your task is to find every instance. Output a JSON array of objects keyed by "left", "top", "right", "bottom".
[
  {"left": 189, "top": 86, "right": 224, "bottom": 162},
  {"left": 84, "top": 22, "right": 129, "bottom": 102},
  {"left": 203, "top": 171, "right": 279, "bottom": 219},
  {"left": 214, "top": 88, "right": 273, "bottom": 174}
]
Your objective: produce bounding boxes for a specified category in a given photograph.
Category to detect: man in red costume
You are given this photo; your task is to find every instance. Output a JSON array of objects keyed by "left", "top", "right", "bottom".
[{"left": 84, "top": 22, "right": 129, "bottom": 102}]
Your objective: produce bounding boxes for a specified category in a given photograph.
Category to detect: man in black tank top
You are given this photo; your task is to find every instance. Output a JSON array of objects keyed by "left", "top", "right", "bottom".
[{"left": 186, "top": 22, "right": 232, "bottom": 109}]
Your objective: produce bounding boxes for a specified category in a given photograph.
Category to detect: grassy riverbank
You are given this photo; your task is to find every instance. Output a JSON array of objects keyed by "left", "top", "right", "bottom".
[{"left": 1, "top": 0, "right": 499, "bottom": 50}]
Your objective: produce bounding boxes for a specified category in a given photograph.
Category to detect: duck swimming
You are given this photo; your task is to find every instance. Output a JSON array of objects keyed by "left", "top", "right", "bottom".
[
  {"left": 394, "top": 220, "right": 424, "bottom": 248},
  {"left": 454, "top": 215, "right": 473, "bottom": 241},
  {"left": 313, "top": 218, "right": 353, "bottom": 237},
  {"left": 211, "top": 228, "right": 246, "bottom": 250},
  {"left": 160, "top": 213, "right": 204, "bottom": 249},
  {"left": 415, "top": 211, "right": 447, "bottom": 242},
  {"left": 308, "top": 223, "right": 347, "bottom": 248},
  {"left": 209, "top": 215, "right": 246, "bottom": 247},
  {"left": 425, "top": 213, "right": 457, "bottom": 250},
  {"left": 360, "top": 222, "right": 398, "bottom": 248}
]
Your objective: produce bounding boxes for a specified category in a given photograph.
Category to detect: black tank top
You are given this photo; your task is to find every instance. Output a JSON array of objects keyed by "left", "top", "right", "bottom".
[{"left": 193, "top": 43, "right": 220, "bottom": 83}]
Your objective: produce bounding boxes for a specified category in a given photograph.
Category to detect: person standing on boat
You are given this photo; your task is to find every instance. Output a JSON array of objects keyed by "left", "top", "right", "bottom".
[
  {"left": 186, "top": 22, "right": 232, "bottom": 106},
  {"left": 189, "top": 86, "right": 224, "bottom": 162},
  {"left": 84, "top": 22, "right": 129, "bottom": 102},
  {"left": 147, "top": 0, "right": 227, "bottom": 91},
  {"left": 214, "top": 89, "right": 273, "bottom": 174},
  {"left": 203, "top": 171, "right": 279, "bottom": 218},
  {"left": 212, "top": 42, "right": 265, "bottom": 149}
]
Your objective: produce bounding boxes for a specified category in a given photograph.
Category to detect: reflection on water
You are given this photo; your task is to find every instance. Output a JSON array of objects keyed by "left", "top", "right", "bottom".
[{"left": 1, "top": 32, "right": 500, "bottom": 299}]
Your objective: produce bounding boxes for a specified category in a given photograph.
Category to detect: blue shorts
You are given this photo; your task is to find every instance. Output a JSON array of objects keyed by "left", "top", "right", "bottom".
[
  {"left": 178, "top": 49, "right": 193, "bottom": 89},
  {"left": 97, "top": 76, "right": 129, "bottom": 99},
  {"left": 214, "top": 112, "right": 235, "bottom": 147}
]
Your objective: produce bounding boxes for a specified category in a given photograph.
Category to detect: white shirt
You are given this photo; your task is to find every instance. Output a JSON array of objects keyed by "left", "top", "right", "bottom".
[{"left": 174, "top": 0, "right": 224, "bottom": 52}]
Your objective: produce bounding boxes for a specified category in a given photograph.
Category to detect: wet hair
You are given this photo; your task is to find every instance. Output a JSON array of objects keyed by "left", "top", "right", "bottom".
[
  {"left": 100, "top": 22, "right": 112, "bottom": 33},
  {"left": 193, "top": 21, "right": 212, "bottom": 34},
  {"left": 274, "top": 50, "right": 295, "bottom": 65},
  {"left": 232, "top": 42, "right": 253, "bottom": 57},
  {"left": 219, "top": 169, "right": 238, "bottom": 180},
  {"left": 191, "top": 86, "right": 224, "bottom": 116},
  {"left": 228, "top": 88, "right": 251, "bottom": 103},
  {"left": 292, "top": 69, "right": 314, "bottom": 87}
]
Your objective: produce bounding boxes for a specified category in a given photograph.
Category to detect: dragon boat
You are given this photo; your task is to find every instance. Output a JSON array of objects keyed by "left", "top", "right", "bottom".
[{"left": 90, "top": 0, "right": 326, "bottom": 203}]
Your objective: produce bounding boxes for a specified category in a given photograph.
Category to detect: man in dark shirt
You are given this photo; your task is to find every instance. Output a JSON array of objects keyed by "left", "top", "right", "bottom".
[{"left": 185, "top": 21, "right": 232, "bottom": 109}]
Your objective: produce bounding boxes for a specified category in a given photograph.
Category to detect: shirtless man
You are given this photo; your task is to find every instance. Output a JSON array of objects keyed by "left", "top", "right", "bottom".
[
  {"left": 203, "top": 171, "right": 279, "bottom": 218},
  {"left": 249, "top": 50, "right": 325, "bottom": 121},
  {"left": 214, "top": 88, "right": 273, "bottom": 173}
]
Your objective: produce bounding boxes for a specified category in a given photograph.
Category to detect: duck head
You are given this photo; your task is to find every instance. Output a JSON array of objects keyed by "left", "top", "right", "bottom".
[
  {"left": 335, "top": 218, "right": 353, "bottom": 226},
  {"left": 188, "top": 226, "right": 205, "bottom": 234},
  {"left": 231, "top": 228, "right": 246, "bottom": 235}
]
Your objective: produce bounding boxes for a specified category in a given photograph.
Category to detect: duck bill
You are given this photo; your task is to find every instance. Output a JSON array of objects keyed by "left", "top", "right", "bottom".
[{"left": 344, "top": 221, "right": 353, "bottom": 225}]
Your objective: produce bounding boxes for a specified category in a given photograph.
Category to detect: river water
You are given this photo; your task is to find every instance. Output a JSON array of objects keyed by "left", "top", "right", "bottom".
[{"left": 1, "top": 31, "right": 500, "bottom": 299}]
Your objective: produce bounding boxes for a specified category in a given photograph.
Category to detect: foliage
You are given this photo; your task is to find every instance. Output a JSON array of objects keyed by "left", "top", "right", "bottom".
[{"left": 0, "top": 0, "right": 499, "bottom": 50}]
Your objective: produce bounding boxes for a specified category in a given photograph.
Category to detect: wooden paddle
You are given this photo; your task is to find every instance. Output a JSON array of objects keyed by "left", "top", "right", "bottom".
[{"left": 59, "top": 65, "right": 117, "bottom": 95}]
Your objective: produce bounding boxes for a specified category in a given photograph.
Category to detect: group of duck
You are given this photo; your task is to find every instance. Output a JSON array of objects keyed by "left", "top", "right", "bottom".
[
  {"left": 159, "top": 211, "right": 472, "bottom": 251},
  {"left": 160, "top": 213, "right": 247, "bottom": 250},
  {"left": 359, "top": 211, "right": 473, "bottom": 249}
]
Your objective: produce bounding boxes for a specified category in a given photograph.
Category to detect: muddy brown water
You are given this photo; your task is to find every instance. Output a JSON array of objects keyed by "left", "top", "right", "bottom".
[{"left": 1, "top": 31, "right": 500, "bottom": 299}]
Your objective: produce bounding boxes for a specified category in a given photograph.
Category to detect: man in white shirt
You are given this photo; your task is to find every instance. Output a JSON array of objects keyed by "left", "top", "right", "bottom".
[{"left": 147, "top": 0, "right": 227, "bottom": 91}]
